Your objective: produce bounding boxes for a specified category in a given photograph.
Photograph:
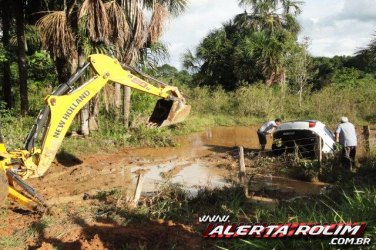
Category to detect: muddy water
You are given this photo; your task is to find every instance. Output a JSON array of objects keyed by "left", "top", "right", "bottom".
[
  {"left": 194, "top": 126, "right": 262, "bottom": 149},
  {"left": 128, "top": 126, "right": 261, "bottom": 195},
  {"left": 128, "top": 126, "right": 326, "bottom": 198},
  {"left": 124, "top": 126, "right": 264, "bottom": 160},
  {"left": 251, "top": 175, "right": 327, "bottom": 195},
  {"left": 131, "top": 161, "right": 230, "bottom": 196}
]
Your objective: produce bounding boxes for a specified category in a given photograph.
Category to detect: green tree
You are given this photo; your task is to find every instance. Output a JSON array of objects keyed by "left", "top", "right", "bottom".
[
  {"left": 183, "top": 0, "right": 303, "bottom": 89},
  {"left": 1, "top": 0, "right": 12, "bottom": 109},
  {"left": 286, "top": 37, "right": 311, "bottom": 107},
  {"left": 354, "top": 34, "right": 376, "bottom": 75},
  {"left": 234, "top": 0, "right": 302, "bottom": 86}
]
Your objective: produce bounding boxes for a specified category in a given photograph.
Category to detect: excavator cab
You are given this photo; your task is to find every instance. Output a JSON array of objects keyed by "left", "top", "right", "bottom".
[{"left": 149, "top": 99, "right": 191, "bottom": 127}]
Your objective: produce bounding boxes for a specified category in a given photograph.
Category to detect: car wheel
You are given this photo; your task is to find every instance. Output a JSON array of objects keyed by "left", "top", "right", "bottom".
[{"left": 272, "top": 143, "right": 285, "bottom": 156}]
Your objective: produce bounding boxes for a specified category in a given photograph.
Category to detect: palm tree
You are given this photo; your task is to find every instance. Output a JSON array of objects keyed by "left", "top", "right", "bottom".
[
  {"left": 236, "top": 0, "right": 302, "bottom": 86},
  {"left": 182, "top": 49, "right": 202, "bottom": 74},
  {"left": 36, "top": 0, "right": 187, "bottom": 132},
  {"left": 357, "top": 34, "right": 376, "bottom": 61}
]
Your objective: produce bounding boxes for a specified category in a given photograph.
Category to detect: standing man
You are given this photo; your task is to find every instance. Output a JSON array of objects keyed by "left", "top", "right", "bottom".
[
  {"left": 335, "top": 117, "right": 357, "bottom": 170},
  {"left": 257, "top": 118, "right": 282, "bottom": 151}
]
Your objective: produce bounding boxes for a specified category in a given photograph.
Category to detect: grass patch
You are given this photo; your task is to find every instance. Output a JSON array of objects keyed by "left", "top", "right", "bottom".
[
  {"left": 0, "top": 235, "right": 24, "bottom": 250},
  {"left": 28, "top": 216, "right": 54, "bottom": 237}
]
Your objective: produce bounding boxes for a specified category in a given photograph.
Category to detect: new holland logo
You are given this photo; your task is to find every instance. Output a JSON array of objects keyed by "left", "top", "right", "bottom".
[{"left": 53, "top": 90, "right": 90, "bottom": 138}]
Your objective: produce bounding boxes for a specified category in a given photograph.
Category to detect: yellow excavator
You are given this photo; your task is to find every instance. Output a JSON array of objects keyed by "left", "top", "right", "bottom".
[{"left": 0, "top": 54, "right": 190, "bottom": 209}]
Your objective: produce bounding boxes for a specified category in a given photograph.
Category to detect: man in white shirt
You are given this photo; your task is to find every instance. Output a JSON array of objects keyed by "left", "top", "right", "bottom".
[
  {"left": 257, "top": 118, "right": 282, "bottom": 151},
  {"left": 335, "top": 116, "right": 357, "bottom": 170}
]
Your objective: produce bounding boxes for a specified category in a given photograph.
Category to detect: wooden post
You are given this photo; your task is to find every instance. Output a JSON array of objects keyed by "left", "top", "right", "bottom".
[
  {"left": 133, "top": 171, "right": 146, "bottom": 205},
  {"left": 239, "top": 146, "right": 245, "bottom": 173},
  {"left": 238, "top": 146, "right": 248, "bottom": 196},
  {"left": 318, "top": 137, "right": 322, "bottom": 162},
  {"left": 363, "top": 125, "right": 370, "bottom": 154},
  {"left": 316, "top": 136, "right": 322, "bottom": 169}
]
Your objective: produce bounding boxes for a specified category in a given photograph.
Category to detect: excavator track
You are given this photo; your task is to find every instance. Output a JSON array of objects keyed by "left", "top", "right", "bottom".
[{"left": 0, "top": 170, "right": 8, "bottom": 205}]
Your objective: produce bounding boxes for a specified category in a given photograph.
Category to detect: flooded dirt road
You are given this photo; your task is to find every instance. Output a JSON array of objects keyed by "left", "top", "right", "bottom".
[{"left": 26, "top": 125, "right": 328, "bottom": 206}]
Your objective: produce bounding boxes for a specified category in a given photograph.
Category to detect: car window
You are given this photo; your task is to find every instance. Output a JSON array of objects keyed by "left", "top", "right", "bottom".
[{"left": 324, "top": 126, "right": 334, "bottom": 138}]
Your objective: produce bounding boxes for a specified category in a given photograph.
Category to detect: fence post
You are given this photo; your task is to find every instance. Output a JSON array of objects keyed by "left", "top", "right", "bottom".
[
  {"left": 133, "top": 170, "right": 146, "bottom": 205},
  {"left": 316, "top": 136, "right": 322, "bottom": 168},
  {"left": 238, "top": 146, "right": 248, "bottom": 196},
  {"left": 363, "top": 125, "right": 370, "bottom": 154}
]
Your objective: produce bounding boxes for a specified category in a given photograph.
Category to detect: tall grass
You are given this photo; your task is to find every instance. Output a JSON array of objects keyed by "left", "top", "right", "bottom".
[{"left": 186, "top": 83, "right": 376, "bottom": 126}]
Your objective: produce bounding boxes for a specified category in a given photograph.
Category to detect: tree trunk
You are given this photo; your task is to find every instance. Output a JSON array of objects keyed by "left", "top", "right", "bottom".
[
  {"left": 89, "top": 95, "right": 100, "bottom": 131},
  {"left": 1, "top": 0, "right": 12, "bottom": 109},
  {"left": 114, "top": 84, "right": 121, "bottom": 121},
  {"left": 15, "top": 0, "right": 28, "bottom": 115},
  {"left": 80, "top": 104, "right": 90, "bottom": 136},
  {"left": 55, "top": 57, "right": 72, "bottom": 83},
  {"left": 76, "top": 51, "right": 91, "bottom": 135},
  {"left": 123, "top": 86, "right": 131, "bottom": 127},
  {"left": 298, "top": 85, "right": 303, "bottom": 108}
]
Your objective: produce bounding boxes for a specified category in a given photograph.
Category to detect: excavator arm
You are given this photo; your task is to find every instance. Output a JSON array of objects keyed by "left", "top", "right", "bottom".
[{"left": 0, "top": 54, "right": 190, "bottom": 208}]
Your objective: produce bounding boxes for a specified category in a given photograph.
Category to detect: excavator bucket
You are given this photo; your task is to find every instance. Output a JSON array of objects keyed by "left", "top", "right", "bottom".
[{"left": 148, "top": 99, "right": 191, "bottom": 127}]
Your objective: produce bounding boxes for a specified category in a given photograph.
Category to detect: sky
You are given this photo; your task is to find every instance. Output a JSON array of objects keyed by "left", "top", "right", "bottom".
[{"left": 161, "top": 0, "right": 376, "bottom": 69}]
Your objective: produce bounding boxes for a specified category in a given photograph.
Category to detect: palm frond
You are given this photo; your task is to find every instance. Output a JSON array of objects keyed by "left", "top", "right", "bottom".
[
  {"left": 282, "top": 0, "right": 303, "bottom": 16},
  {"left": 182, "top": 49, "right": 201, "bottom": 73},
  {"left": 161, "top": 0, "right": 187, "bottom": 17},
  {"left": 143, "top": 0, "right": 187, "bottom": 17},
  {"left": 123, "top": 44, "right": 141, "bottom": 65},
  {"left": 130, "top": 5, "right": 148, "bottom": 49},
  {"left": 36, "top": 11, "right": 76, "bottom": 59},
  {"left": 139, "top": 41, "right": 169, "bottom": 69},
  {"left": 105, "top": 1, "right": 130, "bottom": 49},
  {"left": 148, "top": 3, "right": 169, "bottom": 44},
  {"left": 79, "top": 0, "right": 110, "bottom": 43}
]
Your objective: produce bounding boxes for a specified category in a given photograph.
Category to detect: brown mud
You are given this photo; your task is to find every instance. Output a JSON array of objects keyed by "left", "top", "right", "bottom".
[{"left": 1, "top": 126, "right": 374, "bottom": 249}]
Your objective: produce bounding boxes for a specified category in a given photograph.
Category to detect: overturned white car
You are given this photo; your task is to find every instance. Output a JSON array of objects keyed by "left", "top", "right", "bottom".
[{"left": 272, "top": 120, "right": 336, "bottom": 158}]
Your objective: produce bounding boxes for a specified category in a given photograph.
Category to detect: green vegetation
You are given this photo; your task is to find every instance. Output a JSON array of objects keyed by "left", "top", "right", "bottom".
[{"left": 1, "top": 77, "right": 375, "bottom": 153}]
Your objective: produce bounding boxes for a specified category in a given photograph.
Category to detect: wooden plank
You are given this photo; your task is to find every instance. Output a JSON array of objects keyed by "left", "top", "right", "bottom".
[{"left": 133, "top": 172, "right": 146, "bottom": 205}]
